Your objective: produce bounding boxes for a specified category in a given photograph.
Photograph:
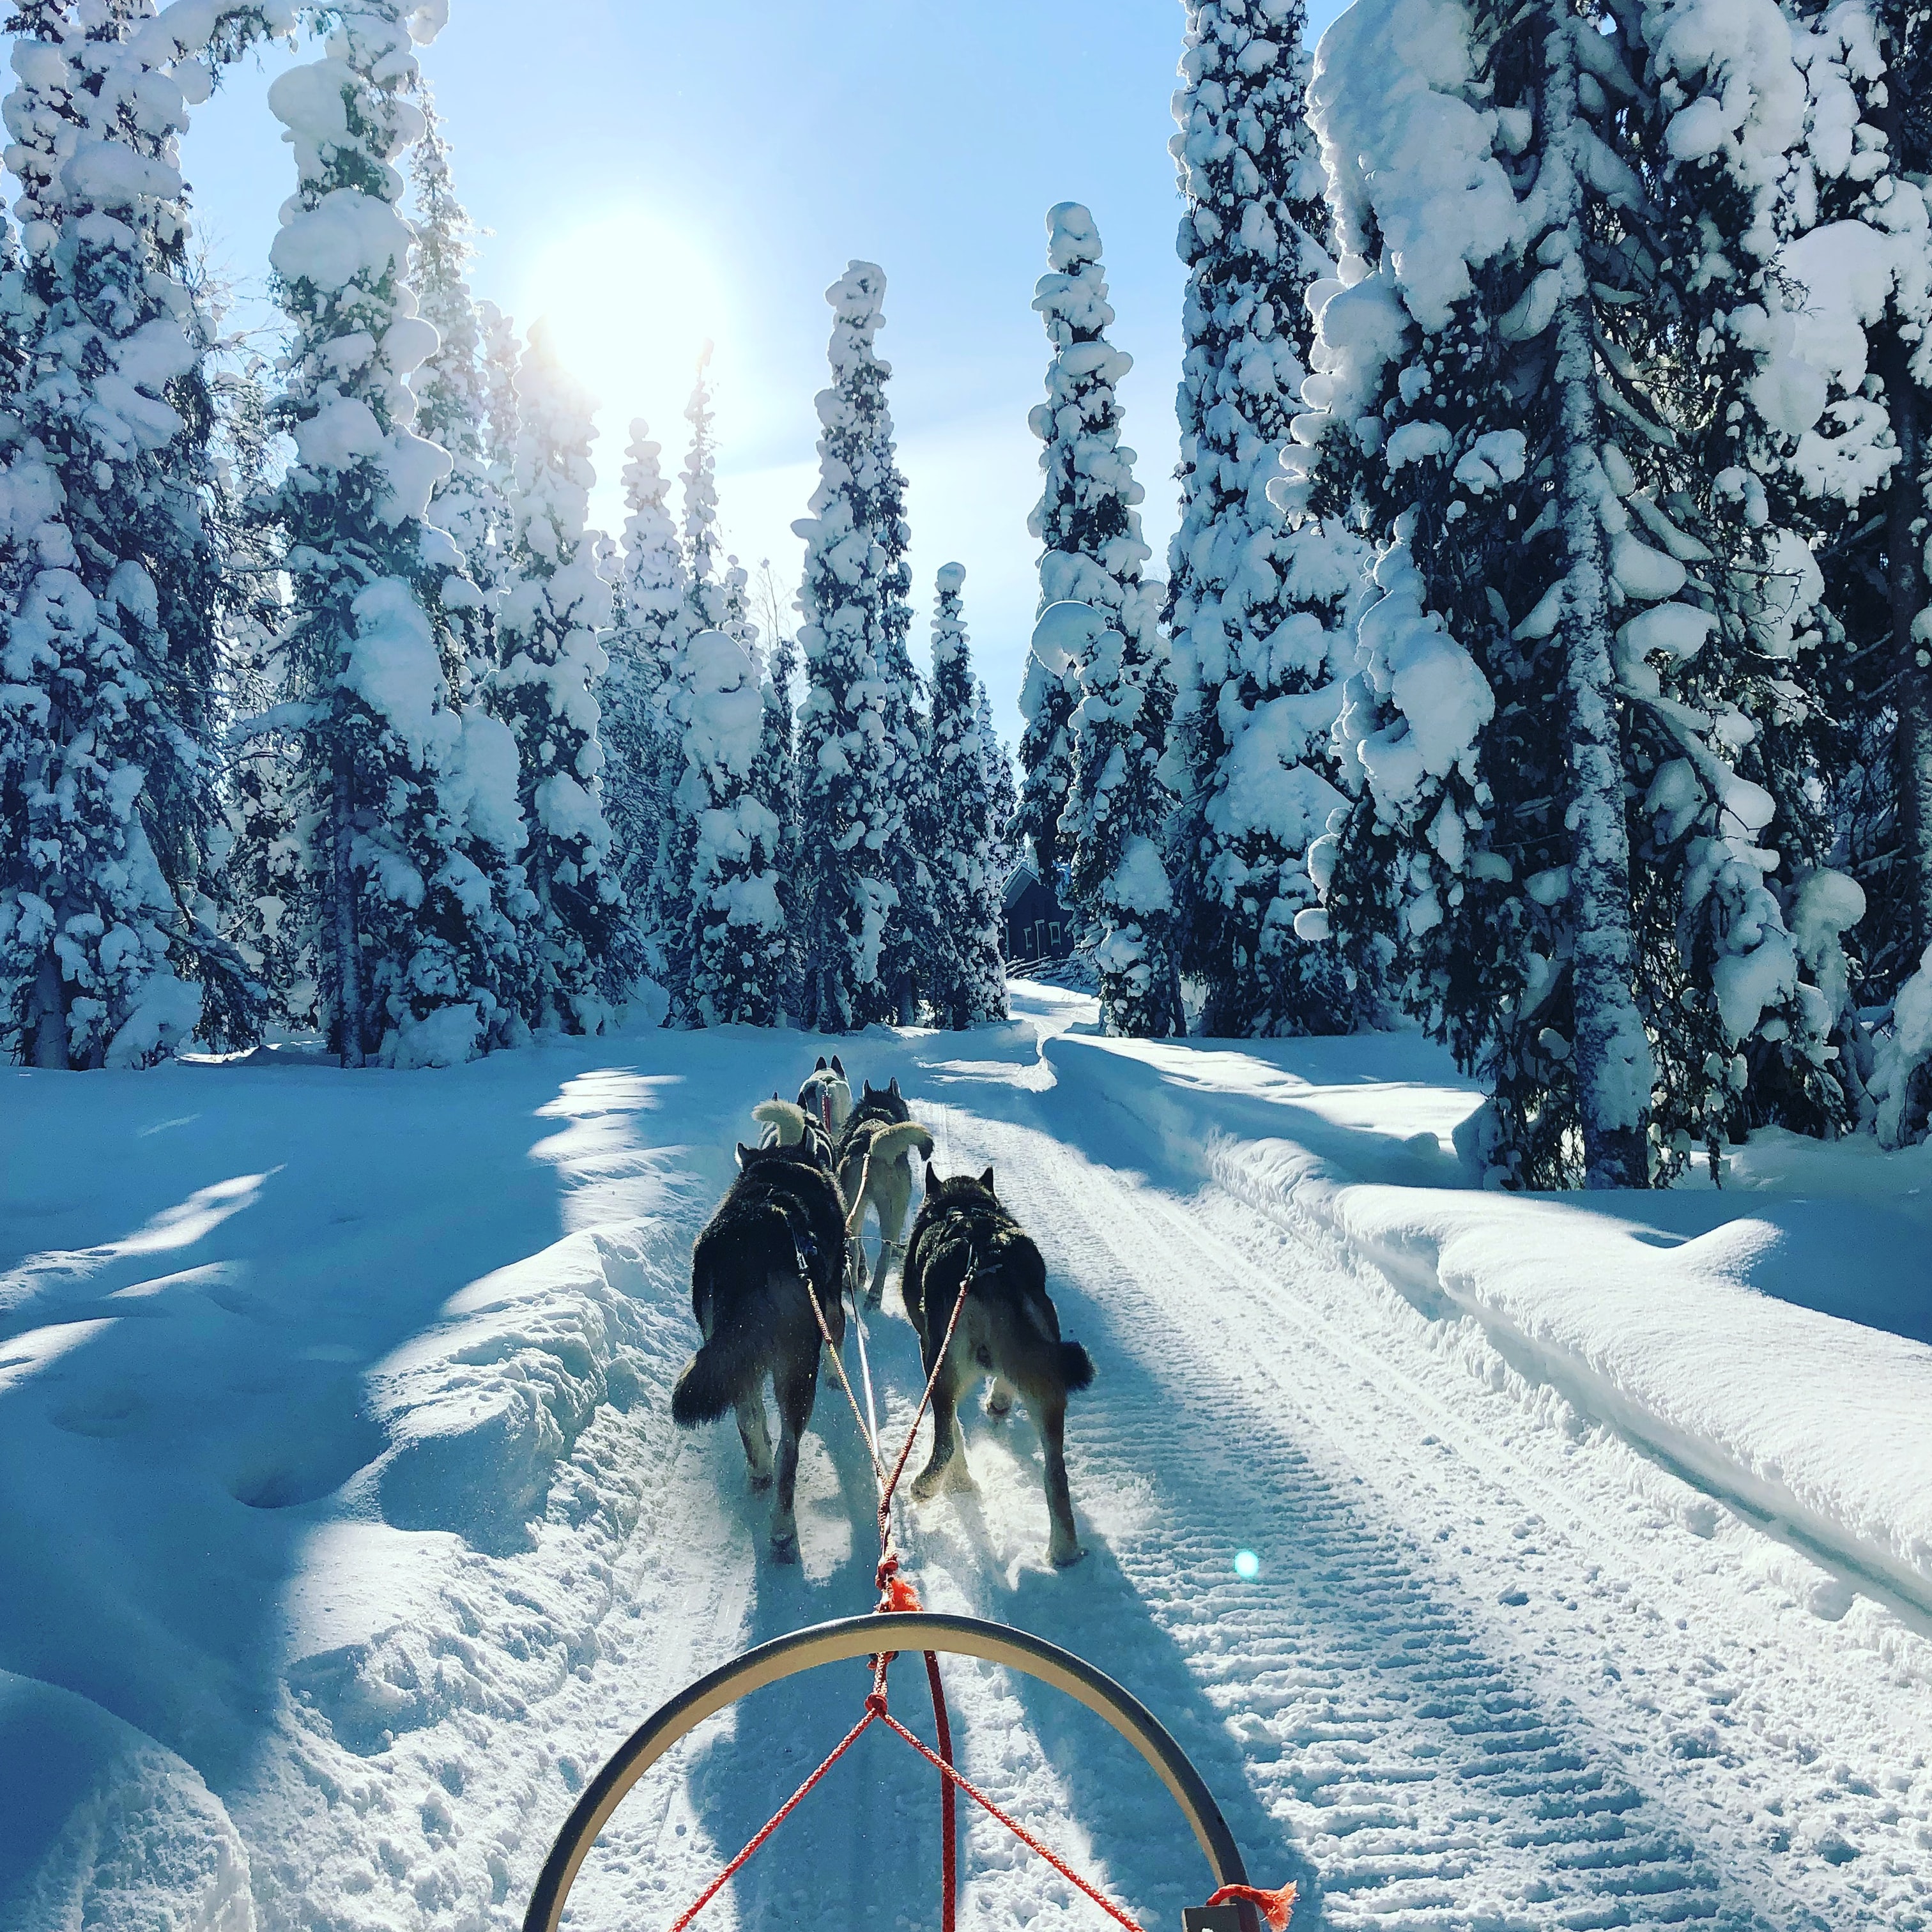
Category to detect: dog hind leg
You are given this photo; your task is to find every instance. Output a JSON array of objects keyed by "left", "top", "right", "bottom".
[
  {"left": 866, "top": 1160, "right": 911, "bottom": 1309},
  {"left": 768, "top": 1340, "right": 819, "bottom": 1562},
  {"left": 735, "top": 1391, "right": 774, "bottom": 1489},
  {"left": 1038, "top": 1394, "right": 1084, "bottom": 1567},
  {"left": 910, "top": 1338, "right": 974, "bottom": 1501}
]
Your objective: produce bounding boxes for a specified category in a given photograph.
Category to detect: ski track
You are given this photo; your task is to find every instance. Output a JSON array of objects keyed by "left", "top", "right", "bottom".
[{"left": 17, "top": 1013, "right": 1931, "bottom": 1931}]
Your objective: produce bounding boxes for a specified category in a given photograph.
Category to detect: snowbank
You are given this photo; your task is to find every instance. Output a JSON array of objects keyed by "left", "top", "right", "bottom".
[{"left": 1040, "top": 1025, "right": 1932, "bottom": 1620}]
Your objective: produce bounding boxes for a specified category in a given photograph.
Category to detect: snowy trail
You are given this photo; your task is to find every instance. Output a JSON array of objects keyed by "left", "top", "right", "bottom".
[{"left": 4, "top": 997, "right": 1931, "bottom": 1931}]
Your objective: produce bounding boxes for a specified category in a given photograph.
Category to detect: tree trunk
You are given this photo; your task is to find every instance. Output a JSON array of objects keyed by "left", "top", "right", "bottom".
[
  {"left": 331, "top": 744, "right": 364, "bottom": 1069},
  {"left": 1545, "top": 20, "right": 1651, "bottom": 1188},
  {"left": 29, "top": 941, "right": 67, "bottom": 1070},
  {"left": 1876, "top": 328, "right": 1932, "bottom": 977}
]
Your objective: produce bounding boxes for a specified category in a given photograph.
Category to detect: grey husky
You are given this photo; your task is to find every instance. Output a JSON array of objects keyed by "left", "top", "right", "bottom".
[
  {"left": 901, "top": 1163, "right": 1094, "bottom": 1566},
  {"left": 834, "top": 1077, "right": 934, "bottom": 1308},
  {"left": 670, "top": 1142, "right": 850, "bottom": 1559}
]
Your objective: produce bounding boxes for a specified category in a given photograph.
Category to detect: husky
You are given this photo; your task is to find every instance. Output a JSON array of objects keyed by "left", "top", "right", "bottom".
[
  {"left": 834, "top": 1077, "right": 933, "bottom": 1308},
  {"left": 753, "top": 1095, "right": 832, "bottom": 1169},
  {"left": 670, "top": 1141, "right": 850, "bottom": 1559},
  {"left": 901, "top": 1164, "right": 1094, "bottom": 1567},
  {"left": 796, "top": 1055, "right": 854, "bottom": 1140}
]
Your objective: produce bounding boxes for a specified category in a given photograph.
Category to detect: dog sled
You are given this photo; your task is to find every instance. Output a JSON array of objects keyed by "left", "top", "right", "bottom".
[{"left": 521, "top": 1073, "right": 1294, "bottom": 1932}]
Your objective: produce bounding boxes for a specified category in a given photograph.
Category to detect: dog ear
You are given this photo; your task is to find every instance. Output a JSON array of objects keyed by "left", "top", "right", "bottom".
[
  {"left": 736, "top": 1142, "right": 754, "bottom": 1169},
  {"left": 924, "top": 1158, "right": 940, "bottom": 1197},
  {"left": 979, "top": 1165, "right": 995, "bottom": 1193},
  {"left": 889, "top": 1077, "right": 901, "bottom": 1097},
  {"left": 815, "top": 1055, "right": 827, "bottom": 1071},
  {"left": 832, "top": 1055, "right": 845, "bottom": 1077}
]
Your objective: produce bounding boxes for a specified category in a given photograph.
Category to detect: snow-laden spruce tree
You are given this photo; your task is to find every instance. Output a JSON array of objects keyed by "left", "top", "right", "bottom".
[
  {"left": 924, "top": 566, "right": 1008, "bottom": 1027},
  {"left": 475, "top": 296, "right": 519, "bottom": 535},
  {"left": 259, "top": 0, "right": 537, "bottom": 1068},
  {"left": 664, "top": 627, "right": 786, "bottom": 1026},
  {"left": 0, "top": 0, "right": 299, "bottom": 1068},
  {"left": 1758, "top": 3, "right": 1932, "bottom": 1142},
  {"left": 1045, "top": 596, "right": 1188, "bottom": 1036},
  {"left": 406, "top": 88, "right": 498, "bottom": 631},
  {"left": 1019, "top": 203, "right": 1161, "bottom": 889},
  {"left": 1166, "top": 0, "right": 1375, "bottom": 1038},
  {"left": 680, "top": 344, "right": 726, "bottom": 626},
  {"left": 488, "top": 320, "right": 628, "bottom": 1031},
  {"left": 792, "top": 261, "right": 907, "bottom": 1031},
  {"left": 1292, "top": 0, "right": 1860, "bottom": 1183},
  {"left": 600, "top": 418, "right": 688, "bottom": 973},
  {"left": 978, "top": 680, "right": 1019, "bottom": 886}
]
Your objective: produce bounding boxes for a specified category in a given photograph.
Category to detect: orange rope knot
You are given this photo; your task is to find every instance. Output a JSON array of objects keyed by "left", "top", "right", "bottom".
[
  {"left": 880, "top": 1572, "right": 925, "bottom": 1614},
  {"left": 864, "top": 1690, "right": 890, "bottom": 1717},
  {"left": 1204, "top": 1882, "right": 1298, "bottom": 1931}
]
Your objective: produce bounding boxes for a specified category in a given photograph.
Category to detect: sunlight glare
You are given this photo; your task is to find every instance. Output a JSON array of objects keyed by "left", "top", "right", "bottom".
[{"left": 521, "top": 210, "right": 726, "bottom": 438}]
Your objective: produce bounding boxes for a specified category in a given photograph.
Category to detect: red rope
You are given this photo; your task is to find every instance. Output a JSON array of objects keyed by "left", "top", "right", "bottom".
[
  {"left": 663, "top": 1703, "right": 877, "bottom": 1932},
  {"left": 871, "top": 1703, "right": 1147, "bottom": 1932},
  {"left": 924, "top": 1649, "right": 958, "bottom": 1926},
  {"left": 1206, "top": 1882, "right": 1299, "bottom": 1929}
]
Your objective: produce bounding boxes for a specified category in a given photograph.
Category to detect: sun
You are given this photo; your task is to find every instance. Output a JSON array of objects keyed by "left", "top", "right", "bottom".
[{"left": 519, "top": 208, "right": 726, "bottom": 440}]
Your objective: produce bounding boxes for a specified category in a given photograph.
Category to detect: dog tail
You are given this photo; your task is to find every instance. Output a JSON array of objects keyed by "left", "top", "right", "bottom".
[
  {"left": 754, "top": 1098, "right": 809, "bottom": 1147},
  {"left": 671, "top": 1324, "right": 762, "bottom": 1426},
  {"left": 1059, "top": 1340, "right": 1095, "bottom": 1393},
  {"left": 841, "top": 1120, "right": 936, "bottom": 1232}
]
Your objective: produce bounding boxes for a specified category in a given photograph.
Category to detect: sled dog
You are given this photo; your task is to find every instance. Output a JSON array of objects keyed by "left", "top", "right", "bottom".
[
  {"left": 901, "top": 1163, "right": 1094, "bottom": 1566},
  {"left": 753, "top": 1095, "right": 832, "bottom": 1169},
  {"left": 795, "top": 1055, "right": 853, "bottom": 1138},
  {"left": 834, "top": 1077, "right": 933, "bottom": 1307},
  {"left": 670, "top": 1142, "right": 850, "bottom": 1559}
]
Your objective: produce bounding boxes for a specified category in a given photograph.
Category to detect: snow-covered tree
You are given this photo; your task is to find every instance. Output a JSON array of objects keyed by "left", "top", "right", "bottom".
[
  {"left": 0, "top": 0, "right": 296, "bottom": 1068},
  {"left": 1019, "top": 204, "right": 1156, "bottom": 889},
  {"left": 406, "top": 88, "right": 496, "bottom": 622},
  {"left": 1166, "top": 0, "right": 1374, "bottom": 1038},
  {"left": 600, "top": 418, "right": 687, "bottom": 974},
  {"left": 257, "top": 0, "right": 536, "bottom": 1069},
  {"left": 1294, "top": 0, "right": 1859, "bottom": 1183},
  {"left": 487, "top": 319, "right": 628, "bottom": 1031},
  {"left": 978, "top": 680, "right": 1018, "bottom": 887},
  {"left": 476, "top": 295, "right": 519, "bottom": 535},
  {"left": 1761, "top": 1, "right": 1932, "bottom": 1143},
  {"left": 792, "top": 261, "right": 907, "bottom": 1032},
  {"left": 666, "top": 627, "right": 786, "bottom": 1026},
  {"left": 680, "top": 343, "right": 725, "bottom": 628},
  {"left": 1047, "top": 595, "right": 1187, "bottom": 1037},
  {"left": 924, "top": 565, "right": 1008, "bottom": 1027}
]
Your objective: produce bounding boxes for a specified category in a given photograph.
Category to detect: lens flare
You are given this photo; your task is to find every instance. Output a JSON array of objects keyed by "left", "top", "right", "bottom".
[{"left": 1234, "top": 1549, "right": 1261, "bottom": 1580}]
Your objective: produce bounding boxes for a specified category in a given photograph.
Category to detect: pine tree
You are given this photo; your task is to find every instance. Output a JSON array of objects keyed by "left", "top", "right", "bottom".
[
  {"left": 406, "top": 89, "right": 497, "bottom": 628},
  {"left": 1019, "top": 203, "right": 1160, "bottom": 902},
  {"left": 488, "top": 320, "right": 628, "bottom": 1031},
  {"left": 792, "top": 261, "right": 907, "bottom": 1032},
  {"left": 925, "top": 566, "right": 1008, "bottom": 1027},
  {"left": 1296, "top": 0, "right": 1855, "bottom": 1183},
  {"left": 680, "top": 344, "right": 725, "bottom": 626},
  {"left": 1167, "top": 0, "right": 1373, "bottom": 1038},
  {"left": 601, "top": 418, "right": 688, "bottom": 979},
  {"left": 1023, "top": 204, "right": 1184, "bottom": 1035},
  {"left": 1768, "top": 0, "right": 1932, "bottom": 1142},
  {"left": 666, "top": 627, "right": 787, "bottom": 1026},
  {"left": 0, "top": 0, "right": 289, "bottom": 1068},
  {"left": 977, "top": 682, "right": 1019, "bottom": 889}
]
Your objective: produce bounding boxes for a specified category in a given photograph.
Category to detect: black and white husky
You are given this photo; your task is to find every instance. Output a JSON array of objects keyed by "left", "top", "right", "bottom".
[
  {"left": 670, "top": 1142, "right": 850, "bottom": 1560},
  {"left": 795, "top": 1055, "right": 853, "bottom": 1138},
  {"left": 901, "top": 1164, "right": 1094, "bottom": 1567},
  {"left": 834, "top": 1077, "right": 934, "bottom": 1308}
]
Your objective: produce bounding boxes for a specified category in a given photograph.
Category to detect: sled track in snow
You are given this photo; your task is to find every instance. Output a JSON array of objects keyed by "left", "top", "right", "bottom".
[{"left": 945, "top": 1108, "right": 1747, "bottom": 1929}]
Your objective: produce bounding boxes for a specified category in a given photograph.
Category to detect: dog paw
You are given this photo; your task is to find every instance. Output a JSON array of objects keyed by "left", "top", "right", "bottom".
[
  {"left": 1048, "top": 1538, "right": 1086, "bottom": 1569},
  {"left": 909, "top": 1468, "right": 942, "bottom": 1503},
  {"left": 985, "top": 1397, "right": 1013, "bottom": 1420},
  {"left": 769, "top": 1529, "right": 800, "bottom": 1563},
  {"left": 747, "top": 1470, "right": 773, "bottom": 1492}
]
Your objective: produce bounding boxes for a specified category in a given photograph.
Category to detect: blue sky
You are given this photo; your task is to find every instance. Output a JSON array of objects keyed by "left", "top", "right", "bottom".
[{"left": 178, "top": 0, "right": 1347, "bottom": 738}]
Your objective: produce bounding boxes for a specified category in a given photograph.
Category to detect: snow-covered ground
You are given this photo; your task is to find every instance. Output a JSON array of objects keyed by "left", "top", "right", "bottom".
[{"left": 3, "top": 985, "right": 1929, "bottom": 1931}]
